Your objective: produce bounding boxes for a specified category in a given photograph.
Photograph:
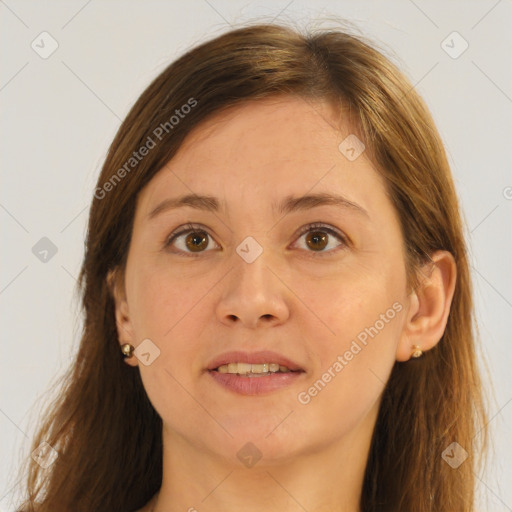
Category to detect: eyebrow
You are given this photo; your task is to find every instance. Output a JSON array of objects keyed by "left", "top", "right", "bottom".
[{"left": 147, "top": 192, "right": 369, "bottom": 220}]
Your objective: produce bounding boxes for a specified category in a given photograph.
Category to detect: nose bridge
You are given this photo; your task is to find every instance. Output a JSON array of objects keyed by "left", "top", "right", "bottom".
[
  {"left": 232, "top": 235, "right": 275, "bottom": 295},
  {"left": 236, "top": 237, "right": 271, "bottom": 283},
  {"left": 217, "top": 236, "right": 289, "bottom": 327}
]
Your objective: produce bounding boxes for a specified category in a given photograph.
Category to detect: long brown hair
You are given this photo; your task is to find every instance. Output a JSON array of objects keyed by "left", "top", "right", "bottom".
[{"left": 16, "top": 21, "right": 487, "bottom": 512}]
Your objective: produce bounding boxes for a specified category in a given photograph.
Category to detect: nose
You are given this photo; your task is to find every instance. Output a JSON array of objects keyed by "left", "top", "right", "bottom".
[{"left": 215, "top": 248, "right": 290, "bottom": 329}]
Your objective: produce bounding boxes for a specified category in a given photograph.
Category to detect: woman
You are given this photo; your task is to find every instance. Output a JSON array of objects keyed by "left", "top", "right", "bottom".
[{"left": 18, "top": 22, "right": 487, "bottom": 512}]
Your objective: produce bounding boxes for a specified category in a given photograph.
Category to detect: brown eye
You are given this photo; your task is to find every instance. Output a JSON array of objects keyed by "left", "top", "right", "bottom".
[
  {"left": 294, "top": 223, "right": 347, "bottom": 255},
  {"left": 165, "top": 224, "right": 220, "bottom": 256},
  {"left": 305, "top": 231, "right": 328, "bottom": 251},
  {"left": 184, "top": 231, "right": 209, "bottom": 252}
]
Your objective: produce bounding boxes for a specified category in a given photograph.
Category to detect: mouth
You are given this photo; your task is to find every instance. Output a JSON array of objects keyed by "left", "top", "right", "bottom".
[
  {"left": 210, "top": 362, "right": 303, "bottom": 376},
  {"left": 206, "top": 350, "right": 305, "bottom": 374},
  {"left": 206, "top": 350, "right": 305, "bottom": 395}
]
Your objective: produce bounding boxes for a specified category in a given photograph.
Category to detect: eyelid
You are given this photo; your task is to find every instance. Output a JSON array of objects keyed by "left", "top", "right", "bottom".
[
  {"left": 294, "top": 222, "right": 348, "bottom": 243},
  {"left": 164, "top": 222, "right": 220, "bottom": 257},
  {"left": 164, "top": 222, "right": 349, "bottom": 257},
  {"left": 290, "top": 222, "right": 349, "bottom": 256}
]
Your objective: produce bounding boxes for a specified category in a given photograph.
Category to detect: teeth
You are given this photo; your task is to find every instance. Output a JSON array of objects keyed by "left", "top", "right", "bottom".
[{"left": 216, "top": 362, "right": 293, "bottom": 375}]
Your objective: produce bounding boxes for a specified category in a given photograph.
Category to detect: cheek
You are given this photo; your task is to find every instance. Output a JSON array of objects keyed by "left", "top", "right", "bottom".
[
  {"left": 129, "top": 262, "right": 210, "bottom": 339},
  {"left": 297, "top": 265, "right": 404, "bottom": 419},
  {"left": 303, "top": 259, "right": 403, "bottom": 348},
  {"left": 128, "top": 262, "right": 215, "bottom": 387},
  {"left": 129, "top": 266, "right": 212, "bottom": 429}
]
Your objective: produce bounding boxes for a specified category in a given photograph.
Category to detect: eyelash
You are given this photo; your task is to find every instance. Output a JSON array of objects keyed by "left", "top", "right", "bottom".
[{"left": 164, "top": 222, "right": 349, "bottom": 258}]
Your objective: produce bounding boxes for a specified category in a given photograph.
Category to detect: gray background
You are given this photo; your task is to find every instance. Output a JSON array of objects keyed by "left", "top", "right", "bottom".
[{"left": 1, "top": 1, "right": 511, "bottom": 510}]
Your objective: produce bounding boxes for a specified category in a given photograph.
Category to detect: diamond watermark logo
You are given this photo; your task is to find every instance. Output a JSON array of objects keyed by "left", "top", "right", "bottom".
[
  {"left": 134, "top": 338, "right": 161, "bottom": 366},
  {"left": 236, "top": 236, "right": 263, "bottom": 264},
  {"left": 338, "top": 134, "right": 366, "bottom": 161},
  {"left": 31, "top": 31, "right": 59, "bottom": 59},
  {"left": 32, "top": 237, "right": 58, "bottom": 263},
  {"left": 31, "top": 441, "right": 58, "bottom": 469},
  {"left": 441, "top": 31, "right": 469, "bottom": 59},
  {"left": 237, "top": 442, "right": 262, "bottom": 468},
  {"left": 442, "top": 441, "right": 468, "bottom": 469}
]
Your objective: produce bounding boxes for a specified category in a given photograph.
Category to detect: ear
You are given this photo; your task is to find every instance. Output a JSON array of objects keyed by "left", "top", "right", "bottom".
[
  {"left": 107, "top": 268, "right": 139, "bottom": 367},
  {"left": 396, "top": 250, "right": 457, "bottom": 362}
]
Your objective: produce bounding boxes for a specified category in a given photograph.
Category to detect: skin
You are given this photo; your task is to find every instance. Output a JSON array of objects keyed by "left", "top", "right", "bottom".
[{"left": 110, "top": 96, "right": 456, "bottom": 512}]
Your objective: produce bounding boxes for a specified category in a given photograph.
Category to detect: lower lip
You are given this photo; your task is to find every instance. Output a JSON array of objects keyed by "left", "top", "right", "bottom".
[{"left": 208, "top": 370, "right": 305, "bottom": 395}]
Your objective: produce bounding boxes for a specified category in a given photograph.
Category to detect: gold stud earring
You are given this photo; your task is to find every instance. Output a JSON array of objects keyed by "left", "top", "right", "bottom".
[
  {"left": 121, "top": 343, "right": 134, "bottom": 358},
  {"left": 411, "top": 345, "right": 423, "bottom": 358}
]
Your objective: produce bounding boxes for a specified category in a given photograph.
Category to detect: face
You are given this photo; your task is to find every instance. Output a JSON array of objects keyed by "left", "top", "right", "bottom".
[{"left": 116, "top": 95, "right": 412, "bottom": 465}]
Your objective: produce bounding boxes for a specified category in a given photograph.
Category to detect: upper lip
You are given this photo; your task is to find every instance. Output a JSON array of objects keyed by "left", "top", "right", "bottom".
[{"left": 207, "top": 350, "right": 305, "bottom": 372}]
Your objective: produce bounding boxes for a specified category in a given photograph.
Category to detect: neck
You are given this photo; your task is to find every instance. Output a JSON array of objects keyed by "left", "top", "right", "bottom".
[{"left": 151, "top": 405, "right": 378, "bottom": 512}]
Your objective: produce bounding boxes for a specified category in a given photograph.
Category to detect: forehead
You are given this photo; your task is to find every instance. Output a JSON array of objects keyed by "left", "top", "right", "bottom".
[
  {"left": 175, "top": 95, "right": 353, "bottom": 163},
  {"left": 137, "top": 95, "right": 386, "bottom": 218}
]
